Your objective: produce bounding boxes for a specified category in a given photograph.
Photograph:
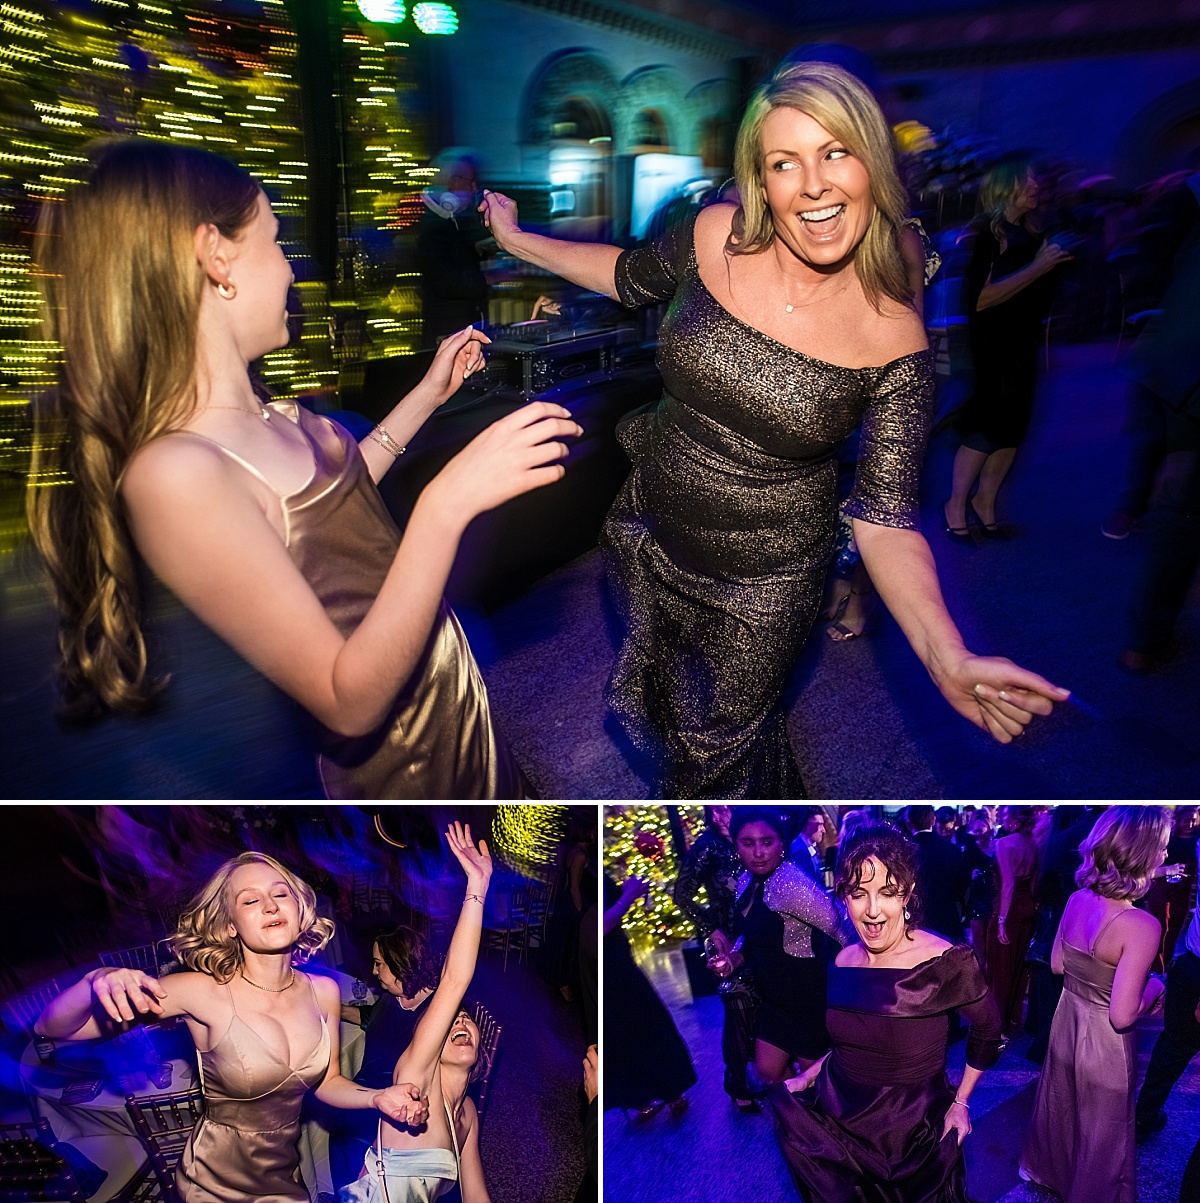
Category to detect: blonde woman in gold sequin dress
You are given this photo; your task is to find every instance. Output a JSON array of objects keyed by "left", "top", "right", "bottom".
[
  {"left": 482, "top": 61, "right": 1070, "bottom": 797},
  {"left": 28, "top": 139, "right": 581, "bottom": 798}
]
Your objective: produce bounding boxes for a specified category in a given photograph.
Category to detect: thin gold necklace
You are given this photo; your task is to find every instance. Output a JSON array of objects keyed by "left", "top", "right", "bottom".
[
  {"left": 206, "top": 403, "right": 271, "bottom": 421},
  {"left": 240, "top": 967, "right": 295, "bottom": 992}
]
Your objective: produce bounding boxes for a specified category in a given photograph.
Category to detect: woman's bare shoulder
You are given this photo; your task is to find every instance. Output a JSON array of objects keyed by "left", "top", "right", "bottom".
[
  {"left": 835, "top": 942, "right": 867, "bottom": 966},
  {"left": 122, "top": 430, "right": 243, "bottom": 505},
  {"left": 694, "top": 202, "right": 738, "bottom": 254}
]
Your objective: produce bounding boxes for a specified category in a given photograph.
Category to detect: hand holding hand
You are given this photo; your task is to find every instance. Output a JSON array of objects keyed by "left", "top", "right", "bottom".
[
  {"left": 376, "top": 1081, "right": 429, "bottom": 1127},
  {"left": 942, "top": 1099, "right": 972, "bottom": 1146},
  {"left": 446, "top": 821, "right": 493, "bottom": 885},
  {"left": 934, "top": 652, "right": 1070, "bottom": 743},
  {"left": 583, "top": 1044, "right": 598, "bottom": 1104},
  {"left": 90, "top": 967, "right": 167, "bottom": 1024},
  {"left": 422, "top": 326, "right": 491, "bottom": 408},
  {"left": 479, "top": 190, "right": 521, "bottom": 253},
  {"left": 425, "top": 401, "right": 581, "bottom": 531}
]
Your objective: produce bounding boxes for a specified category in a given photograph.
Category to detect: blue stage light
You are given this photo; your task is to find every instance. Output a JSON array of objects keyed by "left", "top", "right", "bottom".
[
  {"left": 356, "top": 0, "right": 406, "bottom": 23},
  {"left": 413, "top": 2, "right": 458, "bottom": 34}
]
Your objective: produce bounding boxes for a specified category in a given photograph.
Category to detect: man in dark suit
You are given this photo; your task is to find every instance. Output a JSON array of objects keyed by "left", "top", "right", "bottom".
[
  {"left": 789, "top": 808, "right": 828, "bottom": 885},
  {"left": 906, "top": 805, "right": 968, "bottom": 942}
]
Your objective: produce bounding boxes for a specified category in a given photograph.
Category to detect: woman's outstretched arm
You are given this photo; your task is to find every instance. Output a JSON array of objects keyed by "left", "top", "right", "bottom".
[
  {"left": 394, "top": 823, "right": 492, "bottom": 1082},
  {"left": 480, "top": 192, "right": 621, "bottom": 297}
]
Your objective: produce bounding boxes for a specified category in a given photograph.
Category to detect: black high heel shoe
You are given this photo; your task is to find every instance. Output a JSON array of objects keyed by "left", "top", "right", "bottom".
[{"left": 968, "top": 500, "right": 1011, "bottom": 539}]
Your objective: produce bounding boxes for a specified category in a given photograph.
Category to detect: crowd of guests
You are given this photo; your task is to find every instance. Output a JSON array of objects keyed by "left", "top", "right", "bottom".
[{"left": 605, "top": 804, "right": 1200, "bottom": 1203}]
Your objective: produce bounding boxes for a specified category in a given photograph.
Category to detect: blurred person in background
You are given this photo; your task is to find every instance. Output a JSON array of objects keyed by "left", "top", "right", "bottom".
[
  {"left": 906, "top": 805, "right": 967, "bottom": 943},
  {"left": 962, "top": 815, "right": 997, "bottom": 976},
  {"left": 987, "top": 805, "right": 1041, "bottom": 1035},
  {"left": 673, "top": 806, "right": 760, "bottom": 1111},
  {"left": 417, "top": 148, "right": 490, "bottom": 345},
  {"left": 1116, "top": 172, "right": 1200, "bottom": 673},
  {"left": 944, "top": 156, "right": 1072, "bottom": 540}
]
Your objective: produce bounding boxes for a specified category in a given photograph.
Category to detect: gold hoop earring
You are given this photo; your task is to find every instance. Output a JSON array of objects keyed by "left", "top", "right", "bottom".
[{"left": 217, "top": 280, "right": 237, "bottom": 300}]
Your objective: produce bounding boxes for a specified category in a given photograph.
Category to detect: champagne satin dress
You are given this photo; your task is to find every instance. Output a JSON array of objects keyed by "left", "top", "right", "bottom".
[
  {"left": 172, "top": 401, "right": 526, "bottom": 799},
  {"left": 1019, "top": 914, "right": 1138, "bottom": 1203},
  {"left": 177, "top": 978, "right": 330, "bottom": 1203}
]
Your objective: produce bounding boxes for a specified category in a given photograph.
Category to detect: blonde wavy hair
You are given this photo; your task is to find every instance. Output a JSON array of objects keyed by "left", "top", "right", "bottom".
[
  {"left": 1075, "top": 806, "right": 1172, "bottom": 902},
  {"left": 27, "top": 139, "right": 261, "bottom": 718},
  {"left": 729, "top": 60, "right": 913, "bottom": 312},
  {"left": 169, "top": 852, "right": 334, "bottom": 983}
]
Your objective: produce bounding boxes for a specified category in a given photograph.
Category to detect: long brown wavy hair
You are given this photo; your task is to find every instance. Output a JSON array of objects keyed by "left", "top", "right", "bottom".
[
  {"left": 27, "top": 139, "right": 260, "bottom": 717},
  {"left": 730, "top": 61, "right": 913, "bottom": 313}
]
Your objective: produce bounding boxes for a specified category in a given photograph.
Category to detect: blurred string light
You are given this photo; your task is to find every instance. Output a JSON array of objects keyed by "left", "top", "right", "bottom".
[
  {"left": 490, "top": 805, "right": 566, "bottom": 876},
  {"left": 356, "top": 0, "right": 407, "bottom": 21},
  {"left": 604, "top": 806, "right": 705, "bottom": 946},
  {"left": 413, "top": 3, "right": 458, "bottom": 34}
]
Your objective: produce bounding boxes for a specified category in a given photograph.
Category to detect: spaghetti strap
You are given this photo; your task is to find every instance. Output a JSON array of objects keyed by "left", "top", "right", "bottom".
[
  {"left": 1089, "top": 909, "right": 1128, "bottom": 956},
  {"left": 160, "top": 428, "right": 287, "bottom": 498}
]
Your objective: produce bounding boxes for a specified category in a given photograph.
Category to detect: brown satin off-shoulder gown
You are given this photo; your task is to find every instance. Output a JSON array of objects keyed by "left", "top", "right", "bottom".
[
  {"left": 604, "top": 213, "right": 934, "bottom": 798},
  {"left": 170, "top": 400, "right": 527, "bottom": 799}
]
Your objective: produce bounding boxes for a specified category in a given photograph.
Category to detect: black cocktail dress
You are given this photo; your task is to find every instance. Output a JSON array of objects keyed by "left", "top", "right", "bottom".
[
  {"left": 606, "top": 214, "right": 934, "bottom": 798},
  {"left": 770, "top": 944, "right": 1002, "bottom": 1202}
]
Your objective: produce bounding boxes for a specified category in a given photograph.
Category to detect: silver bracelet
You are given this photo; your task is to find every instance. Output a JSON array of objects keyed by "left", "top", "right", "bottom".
[
  {"left": 368, "top": 423, "right": 406, "bottom": 458},
  {"left": 463, "top": 892, "right": 484, "bottom": 906},
  {"left": 952, "top": 1097, "right": 970, "bottom": 1109}
]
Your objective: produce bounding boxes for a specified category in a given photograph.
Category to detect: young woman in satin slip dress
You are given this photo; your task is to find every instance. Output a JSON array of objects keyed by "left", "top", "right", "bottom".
[
  {"left": 342, "top": 822, "right": 494, "bottom": 1203},
  {"left": 35, "top": 852, "right": 428, "bottom": 1203},
  {"left": 27, "top": 138, "right": 580, "bottom": 798},
  {"left": 481, "top": 61, "right": 1071, "bottom": 798}
]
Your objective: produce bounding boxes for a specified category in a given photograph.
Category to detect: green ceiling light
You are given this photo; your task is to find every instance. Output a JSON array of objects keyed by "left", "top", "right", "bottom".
[
  {"left": 356, "top": 0, "right": 406, "bottom": 22},
  {"left": 413, "top": 2, "right": 458, "bottom": 34}
]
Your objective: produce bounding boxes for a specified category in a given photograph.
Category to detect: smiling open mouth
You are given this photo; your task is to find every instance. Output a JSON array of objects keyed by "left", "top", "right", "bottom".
[
  {"left": 862, "top": 920, "right": 886, "bottom": 938},
  {"left": 799, "top": 204, "right": 846, "bottom": 236},
  {"left": 450, "top": 1030, "right": 472, "bottom": 1045}
]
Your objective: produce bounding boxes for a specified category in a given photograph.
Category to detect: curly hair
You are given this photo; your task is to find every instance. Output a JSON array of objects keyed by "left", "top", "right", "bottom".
[
  {"left": 375, "top": 925, "right": 442, "bottom": 997},
  {"left": 1076, "top": 806, "right": 1171, "bottom": 902},
  {"left": 834, "top": 823, "right": 923, "bottom": 933},
  {"left": 168, "top": 852, "right": 334, "bottom": 982}
]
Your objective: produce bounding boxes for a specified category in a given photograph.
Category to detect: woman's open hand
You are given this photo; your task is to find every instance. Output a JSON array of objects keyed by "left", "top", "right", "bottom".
[
  {"left": 90, "top": 967, "right": 167, "bottom": 1024},
  {"left": 479, "top": 190, "right": 521, "bottom": 253},
  {"left": 934, "top": 653, "right": 1070, "bottom": 743},
  {"left": 1033, "top": 239, "right": 1073, "bottom": 274},
  {"left": 375, "top": 1081, "right": 429, "bottom": 1127},
  {"left": 942, "top": 1098, "right": 972, "bottom": 1145},
  {"left": 446, "top": 821, "right": 493, "bottom": 885},
  {"left": 423, "top": 401, "right": 580, "bottom": 531},
  {"left": 422, "top": 325, "right": 491, "bottom": 408}
]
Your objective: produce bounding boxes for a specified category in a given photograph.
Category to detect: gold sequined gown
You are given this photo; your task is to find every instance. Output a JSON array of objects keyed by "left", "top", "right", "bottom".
[
  {"left": 605, "top": 215, "right": 934, "bottom": 797},
  {"left": 175, "top": 401, "right": 526, "bottom": 799}
]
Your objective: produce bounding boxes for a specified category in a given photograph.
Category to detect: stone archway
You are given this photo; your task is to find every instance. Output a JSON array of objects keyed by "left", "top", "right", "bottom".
[
  {"left": 687, "top": 77, "right": 738, "bottom": 173},
  {"left": 519, "top": 49, "right": 620, "bottom": 150},
  {"left": 615, "top": 65, "right": 691, "bottom": 155}
]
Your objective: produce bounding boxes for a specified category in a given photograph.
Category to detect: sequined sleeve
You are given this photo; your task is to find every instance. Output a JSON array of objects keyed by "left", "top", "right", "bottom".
[
  {"left": 613, "top": 211, "right": 697, "bottom": 309},
  {"left": 673, "top": 832, "right": 726, "bottom": 938},
  {"left": 843, "top": 352, "right": 935, "bottom": 530},
  {"left": 767, "top": 862, "right": 849, "bottom": 958}
]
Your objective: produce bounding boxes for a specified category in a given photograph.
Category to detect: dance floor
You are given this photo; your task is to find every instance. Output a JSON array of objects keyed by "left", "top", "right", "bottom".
[
  {"left": 602, "top": 942, "right": 1200, "bottom": 1202},
  {"left": 1, "top": 339, "right": 1197, "bottom": 798}
]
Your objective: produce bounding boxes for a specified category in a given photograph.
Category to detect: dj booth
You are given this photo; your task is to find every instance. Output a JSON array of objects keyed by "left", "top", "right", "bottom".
[{"left": 338, "top": 320, "right": 663, "bottom": 612}]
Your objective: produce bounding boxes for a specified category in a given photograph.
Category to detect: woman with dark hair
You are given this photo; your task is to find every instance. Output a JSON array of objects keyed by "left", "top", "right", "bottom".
[
  {"left": 542, "top": 813, "right": 597, "bottom": 1003},
  {"left": 27, "top": 138, "right": 577, "bottom": 798},
  {"left": 1020, "top": 806, "right": 1171, "bottom": 1203},
  {"left": 987, "top": 804, "right": 1041, "bottom": 1033},
  {"left": 330, "top": 926, "right": 444, "bottom": 1189},
  {"left": 771, "top": 823, "right": 1002, "bottom": 1202},
  {"left": 710, "top": 808, "right": 848, "bottom": 1086},
  {"left": 673, "top": 806, "right": 760, "bottom": 1110},
  {"left": 342, "top": 823, "right": 495, "bottom": 1202},
  {"left": 34, "top": 852, "right": 428, "bottom": 1202},
  {"left": 944, "top": 156, "right": 1073, "bottom": 538}
]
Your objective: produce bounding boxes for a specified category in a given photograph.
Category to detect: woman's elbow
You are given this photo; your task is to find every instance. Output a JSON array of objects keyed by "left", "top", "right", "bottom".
[{"left": 1108, "top": 1006, "right": 1137, "bottom": 1031}]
